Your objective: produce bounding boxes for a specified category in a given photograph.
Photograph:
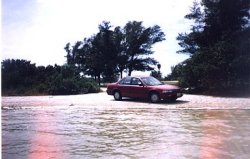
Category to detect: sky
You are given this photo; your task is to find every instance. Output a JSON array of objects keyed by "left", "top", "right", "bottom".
[{"left": 2, "top": 0, "right": 195, "bottom": 76}]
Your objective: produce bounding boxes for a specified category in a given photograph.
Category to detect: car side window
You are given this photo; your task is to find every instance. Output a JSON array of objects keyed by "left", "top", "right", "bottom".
[
  {"left": 119, "top": 77, "right": 131, "bottom": 85},
  {"left": 131, "top": 78, "right": 142, "bottom": 85}
]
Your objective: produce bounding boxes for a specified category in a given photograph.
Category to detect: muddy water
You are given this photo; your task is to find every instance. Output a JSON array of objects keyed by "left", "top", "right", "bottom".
[{"left": 2, "top": 103, "right": 250, "bottom": 159}]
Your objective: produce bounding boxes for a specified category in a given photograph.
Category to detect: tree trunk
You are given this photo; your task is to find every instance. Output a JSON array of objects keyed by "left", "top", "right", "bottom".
[
  {"left": 120, "top": 71, "right": 123, "bottom": 79},
  {"left": 128, "top": 69, "right": 132, "bottom": 76},
  {"left": 98, "top": 74, "right": 101, "bottom": 86}
]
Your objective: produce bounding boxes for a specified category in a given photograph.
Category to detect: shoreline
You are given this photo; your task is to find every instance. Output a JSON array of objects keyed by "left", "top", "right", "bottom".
[
  {"left": 2, "top": 90, "right": 250, "bottom": 110},
  {"left": 2, "top": 87, "right": 250, "bottom": 98}
]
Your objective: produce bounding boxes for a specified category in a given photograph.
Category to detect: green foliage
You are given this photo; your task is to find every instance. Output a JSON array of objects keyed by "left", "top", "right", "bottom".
[
  {"left": 1, "top": 59, "right": 36, "bottom": 88},
  {"left": 65, "top": 21, "right": 165, "bottom": 83},
  {"left": 150, "top": 64, "right": 162, "bottom": 80},
  {"left": 172, "top": 0, "right": 250, "bottom": 94},
  {"left": 150, "top": 70, "right": 162, "bottom": 80},
  {"left": 123, "top": 21, "right": 165, "bottom": 75},
  {"left": 1, "top": 59, "right": 100, "bottom": 96}
]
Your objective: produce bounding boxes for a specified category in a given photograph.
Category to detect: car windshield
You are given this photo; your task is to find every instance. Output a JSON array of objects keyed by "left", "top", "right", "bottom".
[{"left": 141, "top": 77, "right": 163, "bottom": 86}]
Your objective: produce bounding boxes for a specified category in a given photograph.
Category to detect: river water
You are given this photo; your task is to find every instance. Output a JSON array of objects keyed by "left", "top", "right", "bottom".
[{"left": 2, "top": 95, "right": 250, "bottom": 159}]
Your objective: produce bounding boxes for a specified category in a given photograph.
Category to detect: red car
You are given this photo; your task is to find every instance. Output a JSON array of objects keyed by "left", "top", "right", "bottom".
[{"left": 107, "top": 76, "right": 183, "bottom": 103}]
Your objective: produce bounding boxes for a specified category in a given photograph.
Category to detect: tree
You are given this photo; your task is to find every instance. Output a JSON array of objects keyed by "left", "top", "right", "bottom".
[
  {"left": 1, "top": 59, "right": 36, "bottom": 89},
  {"left": 113, "top": 26, "right": 128, "bottom": 79},
  {"left": 64, "top": 21, "right": 166, "bottom": 82},
  {"left": 97, "top": 21, "right": 119, "bottom": 82},
  {"left": 64, "top": 21, "right": 118, "bottom": 85},
  {"left": 157, "top": 64, "right": 161, "bottom": 71},
  {"left": 123, "top": 21, "right": 165, "bottom": 76},
  {"left": 64, "top": 41, "right": 83, "bottom": 76},
  {"left": 175, "top": 0, "right": 250, "bottom": 92},
  {"left": 150, "top": 63, "right": 162, "bottom": 80}
]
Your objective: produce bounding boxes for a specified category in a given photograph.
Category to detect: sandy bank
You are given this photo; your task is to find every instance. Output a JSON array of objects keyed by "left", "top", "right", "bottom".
[{"left": 2, "top": 88, "right": 250, "bottom": 110}]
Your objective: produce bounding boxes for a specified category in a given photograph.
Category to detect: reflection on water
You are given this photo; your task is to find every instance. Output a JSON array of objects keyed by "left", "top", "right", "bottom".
[{"left": 2, "top": 106, "right": 250, "bottom": 159}]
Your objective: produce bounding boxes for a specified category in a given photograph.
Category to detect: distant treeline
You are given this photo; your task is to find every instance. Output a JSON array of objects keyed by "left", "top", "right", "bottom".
[
  {"left": 2, "top": 21, "right": 165, "bottom": 96},
  {"left": 1, "top": 59, "right": 100, "bottom": 96},
  {"left": 167, "top": 0, "right": 250, "bottom": 95}
]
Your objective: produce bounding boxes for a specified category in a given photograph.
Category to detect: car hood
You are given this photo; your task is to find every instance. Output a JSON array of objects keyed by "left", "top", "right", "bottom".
[
  {"left": 107, "top": 82, "right": 117, "bottom": 87},
  {"left": 148, "top": 84, "right": 180, "bottom": 90}
]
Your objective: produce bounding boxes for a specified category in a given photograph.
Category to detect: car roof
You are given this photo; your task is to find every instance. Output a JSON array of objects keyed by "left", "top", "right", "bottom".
[
  {"left": 134, "top": 75, "right": 147, "bottom": 78},
  {"left": 124, "top": 75, "right": 149, "bottom": 78}
]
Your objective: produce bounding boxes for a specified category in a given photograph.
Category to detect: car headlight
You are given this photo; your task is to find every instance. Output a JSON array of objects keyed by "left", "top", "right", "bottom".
[{"left": 162, "top": 90, "right": 173, "bottom": 93}]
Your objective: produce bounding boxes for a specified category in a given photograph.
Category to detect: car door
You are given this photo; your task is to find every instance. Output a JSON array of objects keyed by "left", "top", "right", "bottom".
[
  {"left": 117, "top": 77, "right": 132, "bottom": 97},
  {"left": 129, "top": 77, "right": 147, "bottom": 98}
]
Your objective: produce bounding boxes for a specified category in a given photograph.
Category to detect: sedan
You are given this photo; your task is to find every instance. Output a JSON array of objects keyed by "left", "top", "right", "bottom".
[{"left": 107, "top": 76, "right": 183, "bottom": 103}]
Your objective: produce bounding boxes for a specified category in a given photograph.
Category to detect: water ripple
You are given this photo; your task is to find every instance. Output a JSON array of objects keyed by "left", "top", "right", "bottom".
[{"left": 2, "top": 107, "right": 250, "bottom": 159}]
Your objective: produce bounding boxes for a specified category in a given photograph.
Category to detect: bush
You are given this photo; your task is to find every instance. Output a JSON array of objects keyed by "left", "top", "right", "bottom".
[
  {"left": 78, "top": 78, "right": 100, "bottom": 94},
  {"left": 1, "top": 59, "right": 101, "bottom": 96},
  {"left": 48, "top": 77, "right": 100, "bottom": 95}
]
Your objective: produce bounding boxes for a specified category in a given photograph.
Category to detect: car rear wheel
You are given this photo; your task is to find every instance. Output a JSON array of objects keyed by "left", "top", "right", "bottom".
[
  {"left": 149, "top": 92, "right": 160, "bottom": 103},
  {"left": 113, "top": 91, "right": 122, "bottom": 101}
]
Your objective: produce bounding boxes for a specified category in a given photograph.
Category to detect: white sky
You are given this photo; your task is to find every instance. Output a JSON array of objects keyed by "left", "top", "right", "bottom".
[{"left": 2, "top": 0, "right": 195, "bottom": 76}]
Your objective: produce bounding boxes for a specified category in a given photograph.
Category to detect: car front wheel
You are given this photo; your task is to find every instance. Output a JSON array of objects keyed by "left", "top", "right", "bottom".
[
  {"left": 149, "top": 92, "right": 160, "bottom": 103},
  {"left": 113, "top": 91, "right": 122, "bottom": 101}
]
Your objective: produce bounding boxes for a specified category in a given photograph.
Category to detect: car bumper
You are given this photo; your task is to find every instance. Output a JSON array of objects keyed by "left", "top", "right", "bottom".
[{"left": 106, "top": 89, "right": 113, "bottom": 95}]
